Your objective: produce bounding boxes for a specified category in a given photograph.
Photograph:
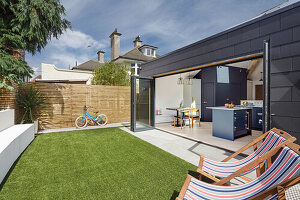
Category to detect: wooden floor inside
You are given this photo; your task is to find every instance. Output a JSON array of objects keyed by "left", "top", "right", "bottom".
[{"left": 156, "top": 122, "right": 263, "bottom": 155}]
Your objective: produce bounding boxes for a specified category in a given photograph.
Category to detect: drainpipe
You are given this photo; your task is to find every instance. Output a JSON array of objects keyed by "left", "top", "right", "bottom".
[{"left": 263, "top": 40, "right": 270, "bottom": 133}]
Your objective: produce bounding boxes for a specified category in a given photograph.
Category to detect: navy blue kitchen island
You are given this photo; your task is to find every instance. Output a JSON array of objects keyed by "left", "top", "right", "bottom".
[{"left": 207, "top": 107, "right": 252, "bottom": 141}]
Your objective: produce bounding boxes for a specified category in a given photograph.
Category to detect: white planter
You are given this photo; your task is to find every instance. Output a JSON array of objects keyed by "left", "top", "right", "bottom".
[{"left": 33, "top": 119, "right": 38, "bottom": 134}]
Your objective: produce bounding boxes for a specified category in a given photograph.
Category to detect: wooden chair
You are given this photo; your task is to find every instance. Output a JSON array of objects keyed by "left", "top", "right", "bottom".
[
  {"left": 174, "top": 109, "right": 191, "bottom": 129},
  {"left": 197, "top": 128, "right": 296, "bottom": 184},
  {"left": 190, "top": 108, "right": 200, "bottom": 128},
  {"left": 176, "top": 142, "right": 300, "bottom": 200}
]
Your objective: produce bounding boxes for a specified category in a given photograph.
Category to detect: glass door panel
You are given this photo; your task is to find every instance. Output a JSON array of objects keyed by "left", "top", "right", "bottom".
[{"left": 131, "top": 76, "right": 154, "bottom": 132}]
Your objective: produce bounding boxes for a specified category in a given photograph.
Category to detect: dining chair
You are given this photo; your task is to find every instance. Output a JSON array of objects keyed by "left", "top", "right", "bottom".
[
  {"left": 174, "top": 108, "right": 191, "bottom": 129},
  {"left": 190, "top": 108, "right": 200, "bottom": 128}
]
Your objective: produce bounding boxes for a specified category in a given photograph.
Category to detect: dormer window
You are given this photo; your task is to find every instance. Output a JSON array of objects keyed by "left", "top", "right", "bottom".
[{"left": 139, "top": 45, "right": 158, "bottom": 57}]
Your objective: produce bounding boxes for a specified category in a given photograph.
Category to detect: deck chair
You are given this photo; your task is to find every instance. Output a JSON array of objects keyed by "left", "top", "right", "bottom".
[
  {"left": 177, "top": 142, "right": 300, "bottom": 200},
  {"left": 197, "top": 128, "right": 296, "bottom": 183}
]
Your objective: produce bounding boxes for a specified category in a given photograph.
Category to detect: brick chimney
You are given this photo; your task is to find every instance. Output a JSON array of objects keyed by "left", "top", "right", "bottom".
[
  {"left": 109, "top": 28, "right": 122, "bottom": 60},
  {"left": 133, "top": 36, "right": 142, "bottom": 47},
  {"left": 97, "top": 50, "right": 105, "bottom": 63}
]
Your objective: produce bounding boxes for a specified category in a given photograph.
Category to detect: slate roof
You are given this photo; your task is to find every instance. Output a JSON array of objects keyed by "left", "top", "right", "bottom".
[
  {"left": 114, "top": 47, "right": 160, "bottom": 62},
  {"left": 72, "top": 60, "right": 104, "bottom": 71}
]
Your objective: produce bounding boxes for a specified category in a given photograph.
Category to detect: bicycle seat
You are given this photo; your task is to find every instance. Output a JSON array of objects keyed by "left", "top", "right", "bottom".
[{"left": 94, "top": 111, "right": 99, "bottom": 114}]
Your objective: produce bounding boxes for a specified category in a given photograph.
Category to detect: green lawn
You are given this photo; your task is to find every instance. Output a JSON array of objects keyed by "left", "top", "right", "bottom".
[{"left": 0, "top": 127, "right": 198, "bottom": 199}]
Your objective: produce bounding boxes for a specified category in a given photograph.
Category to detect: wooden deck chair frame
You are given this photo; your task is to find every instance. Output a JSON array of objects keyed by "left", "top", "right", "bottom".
[
  {"left": 176, "top": 142, "right": 300, "bottom": 200},
  {"left": 197, "top": 128, "right": 296, "bottom": 184}
]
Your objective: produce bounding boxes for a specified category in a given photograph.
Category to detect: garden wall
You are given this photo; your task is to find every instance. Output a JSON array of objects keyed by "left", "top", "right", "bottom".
[{"left": 0, "top": 83, "right": 130, "bottom": 130}]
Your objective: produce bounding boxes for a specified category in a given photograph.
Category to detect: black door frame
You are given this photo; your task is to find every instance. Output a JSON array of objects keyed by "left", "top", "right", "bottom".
[
  {"left": 131, "top": 75, "right": 155, "bottom": 132},
  {"left": 263, "top": 40, "right": 270, "bottom": 133}
]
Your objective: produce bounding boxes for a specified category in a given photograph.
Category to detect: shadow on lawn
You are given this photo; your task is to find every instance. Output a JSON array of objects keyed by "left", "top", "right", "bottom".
[{"left": 170, "top": 170, "right": 214, "bottom": 200}]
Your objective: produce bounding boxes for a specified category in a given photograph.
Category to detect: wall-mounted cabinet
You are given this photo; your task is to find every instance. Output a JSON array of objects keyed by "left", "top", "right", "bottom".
[{"left": 201, "top": 66, "right": 247, "bottom": 121}]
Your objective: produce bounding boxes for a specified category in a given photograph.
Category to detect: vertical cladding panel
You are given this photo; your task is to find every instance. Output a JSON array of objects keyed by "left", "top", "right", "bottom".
[
  {"left": 281, "top": 6, "right": 300, "bottom": 30},
  {"left": 293, "top": 26, "right": 300, "bottom": 42},
  {"left": 250, "top": 36, "right": 270, "bottom": 52},
  {"left": 260, "top": 15, "right": 281, "bottom": 36},
  {"left": 270, "top": 28, "right": 293, "bottom": 47},
  {"left": 292, "top": 86, "right": 300, "bottom": 101},
  {"left": 234, "top": 41, "right": 251, "bottom": 56},
  {"left": 271, "top": 58, "right": 292, "bottom": 73},
  {"left": 271, "top": 116, "right": 293, "bottom": 132},
  {"left": 242, "top": 22, "right": 260, "bottom": 41},
  {"left": 293, "top": 56, "right": 300, "bottom": 71},
  {"left": 227, "top": 29, "right": 243, "bottom": 46},
  {"left": 271, "top": 102, "right": 300, "bottom": 118},
  {"left": 271, "top": 72, "right": 300, "bottom": 87},
  {"left": 270, "top": 87, "right": 292, "bottom": 101},
  {"left": 280, "top": 41, "right": 300, "bottom": 58}
]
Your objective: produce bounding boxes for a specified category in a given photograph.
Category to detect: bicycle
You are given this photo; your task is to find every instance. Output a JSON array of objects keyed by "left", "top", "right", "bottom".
[{"left": 75, "top": 105, "right": 108, "bottom": 128}]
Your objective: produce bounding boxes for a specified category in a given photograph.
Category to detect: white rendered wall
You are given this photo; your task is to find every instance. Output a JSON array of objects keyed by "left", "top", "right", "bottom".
[
  {"left": 0, "top": 109, "right": 14, "bottom": 132},
  {"left": 41, "top": 63, "right": 93, "bottom": 84},
  {"left": 155, "top": 74, "right": 184, "bottom": 123}
]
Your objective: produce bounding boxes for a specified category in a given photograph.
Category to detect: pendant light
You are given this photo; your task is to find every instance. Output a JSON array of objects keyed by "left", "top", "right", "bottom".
[
  {"left": 177, "top": 74, "right": 183, "bottom": 85},
  {"left": 185, "top": 72, "right": 192, "bottom": 85}
]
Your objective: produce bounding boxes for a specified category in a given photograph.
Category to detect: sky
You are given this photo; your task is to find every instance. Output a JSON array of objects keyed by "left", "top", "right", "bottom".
[{"left": 27, "top": 0, "right": 287, "bottom": 76}]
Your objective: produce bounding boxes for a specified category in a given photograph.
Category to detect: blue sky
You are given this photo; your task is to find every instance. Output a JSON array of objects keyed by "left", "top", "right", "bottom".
[{"left": 27, "top": 0, "right": 287, "bottom": 76}]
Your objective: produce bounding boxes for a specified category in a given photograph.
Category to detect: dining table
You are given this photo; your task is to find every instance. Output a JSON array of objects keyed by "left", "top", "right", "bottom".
[{"left": 166, "top": 107, "right": 193, "bottom": 127}]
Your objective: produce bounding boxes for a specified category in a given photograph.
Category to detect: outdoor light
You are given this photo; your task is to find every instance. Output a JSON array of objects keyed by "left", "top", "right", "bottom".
[{"left": 177, "top": 74, "right": 183, "bottom": 85}]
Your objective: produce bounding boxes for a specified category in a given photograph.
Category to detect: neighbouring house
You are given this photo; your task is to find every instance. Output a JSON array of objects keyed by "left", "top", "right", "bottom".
[
  {"left": 37, "top": 28, "right": 159, "bottom": 84},
  {"left": 109, "top": 29, "right": 160, "bottom": 74},
  {"left": 37, "top": 63, "right": 93, "bottom": 84}
]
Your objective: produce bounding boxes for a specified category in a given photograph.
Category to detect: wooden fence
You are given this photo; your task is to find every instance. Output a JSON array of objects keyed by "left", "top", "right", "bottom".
[{"left": 0, "top": 83, "right": 131, "bottom": 130}]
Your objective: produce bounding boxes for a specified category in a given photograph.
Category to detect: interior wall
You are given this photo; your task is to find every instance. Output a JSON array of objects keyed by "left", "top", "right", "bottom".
[{"left": 155, "top": 74, "right": 183, "bottom": 123}]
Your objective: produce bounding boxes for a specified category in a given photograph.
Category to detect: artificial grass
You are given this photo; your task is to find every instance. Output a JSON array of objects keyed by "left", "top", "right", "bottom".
[{"left": 0, "top": 127, "right": 198, "bottom": 199}]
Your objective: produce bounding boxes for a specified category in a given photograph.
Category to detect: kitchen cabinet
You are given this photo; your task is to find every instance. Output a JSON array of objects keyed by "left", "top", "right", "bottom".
[
  {"left": 201, "top": 66, "right": 247, "bottom": 121},
  {"left": 208, "top": 107, "right": 251, "bottom": 141}
]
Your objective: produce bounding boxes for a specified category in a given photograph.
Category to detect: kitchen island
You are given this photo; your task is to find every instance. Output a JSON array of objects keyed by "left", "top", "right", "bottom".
[{"left": 207, "top": 106, "right": 252, "bottom": 141}]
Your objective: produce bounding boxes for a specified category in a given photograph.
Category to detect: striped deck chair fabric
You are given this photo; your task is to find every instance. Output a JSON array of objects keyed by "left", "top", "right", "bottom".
[
  {"left": 184, "top": 147, "right": 300, "bottom": 200},
  {"left": 202, "top": 131, "right": 286, "bottom": 177}
]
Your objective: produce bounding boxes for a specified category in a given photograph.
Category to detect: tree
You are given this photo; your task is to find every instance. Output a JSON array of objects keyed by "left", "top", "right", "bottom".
[
  {"left": 0, "top": 0, "right": 70, "bottom": 90},
  {"left": 92, "top": 61, "right": 131, "bottom": 86}
]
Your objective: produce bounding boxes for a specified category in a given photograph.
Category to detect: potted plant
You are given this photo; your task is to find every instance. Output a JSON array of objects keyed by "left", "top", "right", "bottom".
[{"left": 16, "top": 85, "right": 47, "bottom": 133}]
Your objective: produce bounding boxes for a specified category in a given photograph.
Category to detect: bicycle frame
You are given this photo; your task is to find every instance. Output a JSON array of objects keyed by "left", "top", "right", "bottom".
[{"left": 81, "top": 111, "right": 104, "bottom": 123}]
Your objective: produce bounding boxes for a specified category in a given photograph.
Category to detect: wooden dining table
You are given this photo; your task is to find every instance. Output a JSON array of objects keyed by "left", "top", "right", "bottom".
[{"left": 166, "top": 107, "right": 194, "bottom": 127}]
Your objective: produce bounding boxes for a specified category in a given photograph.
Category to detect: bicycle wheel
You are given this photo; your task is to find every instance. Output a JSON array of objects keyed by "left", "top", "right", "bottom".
[
  {"left": 96, "top": 114, "right": 108, "bottom": 126},
  {"left": 75, "top": 116, "right": 87, "bottom": 128}
]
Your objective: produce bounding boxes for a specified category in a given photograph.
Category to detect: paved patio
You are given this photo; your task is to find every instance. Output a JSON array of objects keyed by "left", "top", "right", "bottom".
[
  {"left": 156, "top": 122, "right": 263, "bottom": 155},
  {"left": 121, "top": 126, "right": 256, "bottom": 183}
]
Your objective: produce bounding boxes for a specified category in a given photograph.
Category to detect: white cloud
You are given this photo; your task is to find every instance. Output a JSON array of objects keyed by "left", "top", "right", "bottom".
[
  {"left": 51, "top": 29, "right": 107, "bottom": 50},
  {"left": 49, "top": 53, "right": 89, "bottom": 68}
]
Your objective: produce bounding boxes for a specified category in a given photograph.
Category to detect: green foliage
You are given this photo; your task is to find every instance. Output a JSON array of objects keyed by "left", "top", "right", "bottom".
[
  {"left": 0, "top": 0, "right": 71, "bottom": 89},
  {"left": 16, "top": 85, "right": 47, "bottom": 123},
  {"left": 92, "top": 61, "right": 131, "bottom": 86}
]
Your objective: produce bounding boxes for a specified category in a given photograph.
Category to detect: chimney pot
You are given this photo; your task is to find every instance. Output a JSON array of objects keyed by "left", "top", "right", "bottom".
[
  {"left": 109, "top": 28, "right": 122, "bottom": 60},
  {"left": 133, "top": 35, "right": 142, "bottom": 47},
  {"left": 97, "top": 50, "right": 105, "bottom": 63}
]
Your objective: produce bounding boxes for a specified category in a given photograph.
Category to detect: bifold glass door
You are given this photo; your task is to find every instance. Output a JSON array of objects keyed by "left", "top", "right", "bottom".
[{"left": 131, "top": 76, "right": 155, "bottom": 132}]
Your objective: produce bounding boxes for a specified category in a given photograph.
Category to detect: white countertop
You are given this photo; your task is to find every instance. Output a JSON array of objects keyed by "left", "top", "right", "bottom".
[{"left": 206, "top": 106, "right": 262, "bottom": 111}]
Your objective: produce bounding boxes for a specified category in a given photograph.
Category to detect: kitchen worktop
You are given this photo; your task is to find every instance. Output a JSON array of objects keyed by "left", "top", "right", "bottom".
[{"left": 206, "top": 106, "right": 262, "bottom": 111}]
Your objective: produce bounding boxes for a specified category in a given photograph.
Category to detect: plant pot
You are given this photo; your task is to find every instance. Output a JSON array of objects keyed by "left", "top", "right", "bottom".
[{"left": 33, "top": 119, "right": 38, "bottom": 134}]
